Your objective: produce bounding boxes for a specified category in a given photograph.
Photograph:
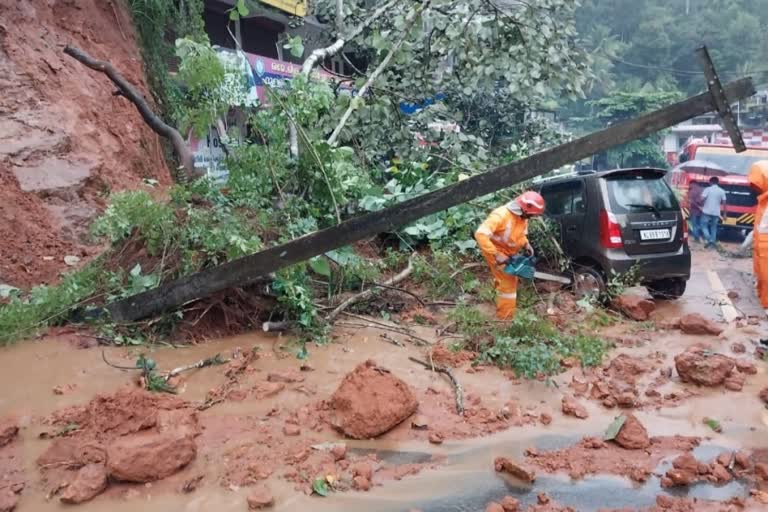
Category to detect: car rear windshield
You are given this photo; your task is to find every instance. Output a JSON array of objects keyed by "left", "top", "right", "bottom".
[{"left": 605, "top": 174, "right": 679, "bottom": 214}]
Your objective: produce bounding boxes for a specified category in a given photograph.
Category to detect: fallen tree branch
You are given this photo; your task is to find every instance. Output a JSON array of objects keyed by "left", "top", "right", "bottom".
[
  {"left": 328, "top": 1, "right": 430, "bottom": 146},
  {"left": 63, "top": 46, "right": 198, "bottom": 182},
  {"left": 288, "top": 0, "right": 400, "bottom": 158},
  {"left": 262, "top": 320, "right": 292, "bottom": 332},
  {"left": 409, "top": 356, "right": 464, "bottom": 415},
  {"left": 325, "top": 253, "right": 415, "bottom": 323}
]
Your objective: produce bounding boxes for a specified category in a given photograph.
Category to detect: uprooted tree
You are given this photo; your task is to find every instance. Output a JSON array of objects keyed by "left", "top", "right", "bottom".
[{"left": 1, "top": 1, "right": 753, "bottom": 356}]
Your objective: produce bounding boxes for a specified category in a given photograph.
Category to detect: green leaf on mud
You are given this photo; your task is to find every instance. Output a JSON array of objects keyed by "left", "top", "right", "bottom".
[
  {"left": 703, "top": 417, "right": 722, "bottom": 433},
  {"left": 603, "top": 414, "right": 626, "bottom": 441},
  {"left": 312, "top": 477, "right": 329, "bottom": 497},
  {"left": 309, "top": 257, "right": 331, "bottom": 277}
]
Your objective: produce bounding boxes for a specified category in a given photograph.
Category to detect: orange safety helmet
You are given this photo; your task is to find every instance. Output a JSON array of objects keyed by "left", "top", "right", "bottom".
[{"left": 515, "top": 191, "right": 545, "bottom": 216}]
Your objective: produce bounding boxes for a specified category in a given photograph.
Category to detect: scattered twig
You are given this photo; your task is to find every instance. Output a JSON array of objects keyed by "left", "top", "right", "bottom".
[
  {"left": 163, "top": 353, "right": 226, "bottom": 381},
  {"left": 409, "top": 356, "right": 464, "bottom": 415},
  {"left": 101, "top": 350, "right": 138, "bottom": 371},
  {"left": 369, "top": 282, "right": 425, "bottom": 306},
  {"left": 449, "top": 263, "right": 484, "bottom": 279},
  {"left": 63, "top": 46, "right": 198, "bottom": 181},
  {"left": 326, "top": 254, "right": 415, "bottom": 323},
  {"left": 337, "top": 320, "right": 430, "bottom": 346},
  {"left": 380, "top": 333, "right": 405, "bottom": 347}
]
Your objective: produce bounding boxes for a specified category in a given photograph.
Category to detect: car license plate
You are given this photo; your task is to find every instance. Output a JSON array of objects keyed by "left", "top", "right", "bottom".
[{"left": 640, "top": 229, "right": 670, "bottom": 241}]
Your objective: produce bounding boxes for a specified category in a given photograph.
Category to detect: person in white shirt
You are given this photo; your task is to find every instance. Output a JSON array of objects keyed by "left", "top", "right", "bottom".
[{"left": 699, "top": 177, "right": 727, "bottom": 248}]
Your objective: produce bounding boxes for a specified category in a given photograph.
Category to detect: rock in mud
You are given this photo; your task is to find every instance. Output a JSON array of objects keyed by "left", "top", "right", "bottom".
[
  {"left": 0, "top": 489, "right": 19, "bottom": 512},
  {"left": 247, "top": 485, "right": 274, "bottom": 509},
  {"left": 678, "top": 313, "right": 724, "bottom": 335},
  {"left": 674, "top": 347, "right": 735, "bottom": 386},
  {"left": 60, "top": 464, "right": 108, "bottom": 504},
  {"left": 731, "top": 342, "right": 746, "bottom": 354},
  {"left": 734, "top": 451, "right": 751, "bottom": 469},
  {"left": 353, "top": 475, "right": 372, "bottom": 491},
  {"left": 486, "top": 503, "right": 504, "bottom": 512},
  {"left": 539, "top": 412, "right": 553, "bottom": 425},
  {"left": 330, "top": 443, "right": 347, "bottom": 461},
  {"left": 282, "top": 424, "right": 301, "bottom": 436},
  {"left": 500, "top": 496, "right": 520, "bottom": 512},
  {"left": 428, "top": 432, "right": 444, "bottom": 445},
  {"left": 561, "top": 396, "right": 588, "bottom": 419},
  {"left": 755, "top": 463, "right": 768, "bottom": 481},
  {"left": 613, "top": 414, "right": 650, "bottom": 450},
  {"left": 267, "top": 371, "right": 304, "bottom": 384},
  {"left": 329, "top": 360, "right": 418, "bottom": 439},
  {"left": 662, "top": 453, "right": 701, "bottom": 487},
  {"left": 351, "top": 461, "right": 374, "bottom": 481},
  {"left": 612, "top": 295, "right": 655, "bottom": 321},
  {"left": 724, "top": 372, "right": 746, "bottom": 391},
  {"left": 710, "top": 463, "right": 732, "bottom": 483},
  {"left": 494, "top": 457, "right": 536, "bottom": 482},
  {"left": 107, "top": 431, "right": 196, "bottom": 482},
  {"left": 735, "top": 359, "right": 757, "bottom": 374},
  {"left": 0, "top": 419, "right": 18, "bottom": 448}
]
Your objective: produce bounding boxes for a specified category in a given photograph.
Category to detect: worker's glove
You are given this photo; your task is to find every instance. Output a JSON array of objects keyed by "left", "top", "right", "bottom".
[{"left": 525, "top": 243, "right": 535, "bottom": 257}]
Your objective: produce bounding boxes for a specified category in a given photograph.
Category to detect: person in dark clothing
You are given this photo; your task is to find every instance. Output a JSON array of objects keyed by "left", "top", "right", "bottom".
[{"left": 688, "top": 181, "right": 705, "bottom": 243}]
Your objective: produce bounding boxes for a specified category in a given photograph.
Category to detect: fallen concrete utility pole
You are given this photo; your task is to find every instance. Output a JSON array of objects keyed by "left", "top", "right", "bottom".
[{"left": 107, "top": 60, "right": 755, "bottom": 322}]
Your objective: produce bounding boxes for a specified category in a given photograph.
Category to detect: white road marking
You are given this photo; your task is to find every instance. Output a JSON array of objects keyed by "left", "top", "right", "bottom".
[{"left": 706, "top": 270, "right": 741, "bottom": 323}]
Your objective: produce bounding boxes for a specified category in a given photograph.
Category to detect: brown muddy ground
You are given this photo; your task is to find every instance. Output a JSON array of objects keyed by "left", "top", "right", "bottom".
[
  {"left": 0, "top": 0, "right": 171, "bottom": 289},
  {"left": 1, "top": 245, "right": 768, "bottom": 512}
]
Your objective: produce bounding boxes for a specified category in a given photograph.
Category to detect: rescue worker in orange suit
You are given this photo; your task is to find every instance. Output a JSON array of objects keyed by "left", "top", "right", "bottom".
[
  {"left": 748, "top": 160, "right": 768, "bottom": 318},
  {"left": 474, "top": 191, "right": 546, "bottom": 320}
]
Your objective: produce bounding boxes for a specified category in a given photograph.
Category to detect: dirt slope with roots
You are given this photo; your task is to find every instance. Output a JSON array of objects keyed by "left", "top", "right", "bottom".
[{"left": 0, "top": 0, "right": 171, "bottom": 288}]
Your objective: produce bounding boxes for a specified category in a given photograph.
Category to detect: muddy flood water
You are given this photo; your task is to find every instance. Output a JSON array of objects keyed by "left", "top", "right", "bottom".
[{"left": 2, "top": 246, "right": 768, "bottom": 512}]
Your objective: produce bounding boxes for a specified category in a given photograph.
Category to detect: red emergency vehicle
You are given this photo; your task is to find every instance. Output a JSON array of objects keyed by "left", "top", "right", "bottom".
[{"left": 669, "top": 139, "right": 768, "bottom": 232}]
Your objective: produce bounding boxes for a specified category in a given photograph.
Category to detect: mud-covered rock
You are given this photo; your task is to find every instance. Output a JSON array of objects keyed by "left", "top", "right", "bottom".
[
  {"left": 612, "top": 295, "right": 655, "bottom": 321},
  {"left": 60, "top": 464, "right": 108, "bottom": 504},
  {"left": 674, "top": 347, "right": 735, "bottom": 386},
  {"left": 561, "top": 396, "right": 588, "bottom": 419},
  {"left": 734, "top": 451, "right": 751, "bottom": 469},
  {"left": 494, "top": 457, "right": 536, "bottom": 482},
  {"left": 428, "top": 432, "right": 444, "bottom": 445},
  {"left": 0, "top": 489, "right": 19, "bottom": 512},
  {"left": 0, "top": 419, "right": 18, "bottom": 448},
  {"left": 755, "top": 462, "right": 768, "bottom": 481},
  {"left": 353, "top": 475, "right": 371, "bottom": 491},
  {"left": 486, "top": 503, "right": 504, "bottom": 512},
  {"left": 329, "top": 360, "right": 418, "bottom": 439},
  {"left": 247, "top": 485, "right": 274, "bottom": 509},
  {"left": 731, "top": 342, "right": 746, "bottom": 354},
  {"left": 613, "top": 414, "right": 650, "bottom": 450},
  {"left": 107, "top": 431, "right": 196, "bottom": 482},
  {"left": 678, "top": 313, "right": 724, "bottom": 335},
  {"left": 500, "top": 496, "right": 520, "bottom": 512},
  {"left": 267, "top": 371, "right": 304, "bottom": 384},
  {"left": 710, "top": 463, "right": 732, "bottom": 483},
  {"left": 735, "top": 359, "right": 757, "bottom": 375},
  {"left": 724, "top": 372, "right": 746, "bottom": 391}
]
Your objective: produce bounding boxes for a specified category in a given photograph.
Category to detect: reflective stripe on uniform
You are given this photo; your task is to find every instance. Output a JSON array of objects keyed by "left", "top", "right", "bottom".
[
  {"left": 476, "top": 226, "right": 493, "bottom": 236},
  {"left": 498, "top": 292, "right": 517, "bottom": 299},
  {"left": 502, "top": 221, "right": 512, "bottom": 244}
]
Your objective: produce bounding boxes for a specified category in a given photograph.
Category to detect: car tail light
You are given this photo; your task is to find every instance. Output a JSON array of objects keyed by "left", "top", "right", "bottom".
[
  {"left": 600, "top": 209, "right": 623, "bottom": 249},
  {"left": 681, "top": 210, "right": 689, "bottom": 242}
]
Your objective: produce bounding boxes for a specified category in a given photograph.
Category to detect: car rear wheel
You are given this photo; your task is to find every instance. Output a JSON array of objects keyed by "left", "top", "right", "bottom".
[
  {"left": 571, "top": 266, "right": 606, "bottom": 298},
  {"left": 646, "top": 278, "right": 686, "bottom": 300}
]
